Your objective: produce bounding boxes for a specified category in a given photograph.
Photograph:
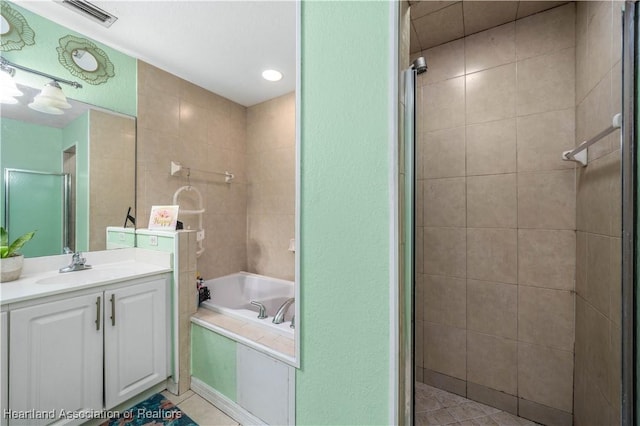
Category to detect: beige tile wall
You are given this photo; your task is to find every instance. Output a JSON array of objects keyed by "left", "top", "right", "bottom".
[
  {"left": 137, "top": 61, "right": 248, "bottom": 280},
  {"left": 177, "top": 230, "right": 198, "bottom": 394},
  {"left": 573, "top": 2, "right": 623, "bottom": 425},
  {"left": 414, "top": 4, "right": 578, "bottom": 424},
  {"left": 246, "top": 93, "right": 296, "bottom": 281},
  {"left": 137, "top": 61, "right": 295, "bottom": 281},
  {"left": 90, "top": 110, "right": 136, "bottom": 250}
]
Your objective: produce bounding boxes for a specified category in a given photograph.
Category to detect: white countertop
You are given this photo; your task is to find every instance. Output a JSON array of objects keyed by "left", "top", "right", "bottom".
[{"left": 0, "top": 248, "right": 172, "bottom": 305}]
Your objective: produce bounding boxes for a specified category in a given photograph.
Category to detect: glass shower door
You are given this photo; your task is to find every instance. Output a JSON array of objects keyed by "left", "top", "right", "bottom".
[{"left": 4, "top": 169, "right": 70, "bottom": 257}]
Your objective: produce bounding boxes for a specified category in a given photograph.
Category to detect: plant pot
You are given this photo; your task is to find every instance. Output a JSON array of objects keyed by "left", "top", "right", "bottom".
[{"left": 1, "top": 254, "right": 24, "bottom": 282}]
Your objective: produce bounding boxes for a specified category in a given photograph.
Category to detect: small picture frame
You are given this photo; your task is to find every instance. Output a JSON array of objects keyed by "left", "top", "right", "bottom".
[{"left": 148, "top": 205, "right": 179, "bottom": 230}]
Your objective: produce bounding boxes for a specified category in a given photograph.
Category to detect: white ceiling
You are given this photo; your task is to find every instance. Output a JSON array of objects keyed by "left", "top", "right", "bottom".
[{"left": 15, "top": 0, "right": 297, "bottom": 107}]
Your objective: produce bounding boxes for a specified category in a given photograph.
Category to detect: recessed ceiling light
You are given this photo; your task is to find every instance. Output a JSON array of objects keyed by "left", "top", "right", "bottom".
[{"left": 262, "top": 69, "right": 283, "bottom": 82}]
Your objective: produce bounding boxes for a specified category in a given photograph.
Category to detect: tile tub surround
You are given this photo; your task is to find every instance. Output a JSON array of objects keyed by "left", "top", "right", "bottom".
[
  {"left": 413, "top": 3, "right": 577, "bottom": 423},
  {"left": 192, "top": 308, "right": 294, "bottom": 362},
  {"left": 136, "top": 61, "right": 248, "bottom": 281},
  {"left": 246, "top": 93, "right": 296, "bottom": 281},
  {"left": 136, "top": 62, "right": 295, "bottom": 282}
]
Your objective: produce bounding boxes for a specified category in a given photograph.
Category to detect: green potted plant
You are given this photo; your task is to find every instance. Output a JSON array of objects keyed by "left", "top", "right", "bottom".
[{"left": 1, "top": 227, "right": 35, "bottom": 282}]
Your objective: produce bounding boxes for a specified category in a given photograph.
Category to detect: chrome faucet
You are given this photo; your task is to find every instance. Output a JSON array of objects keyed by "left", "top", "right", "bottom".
[
  {"left": 272, "top": 298, "right": 294, "bottom": 324},
  {"left": 59, "top": 251, "right": 92, "bottom": 273},
  {"left": 250, "top": 301, "right": 268, "bottom": 319}
]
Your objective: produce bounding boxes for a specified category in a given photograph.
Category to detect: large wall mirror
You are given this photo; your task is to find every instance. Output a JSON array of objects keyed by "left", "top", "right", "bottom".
[{"left": 1, "top": 83, "right": 136, "bottom": 258}]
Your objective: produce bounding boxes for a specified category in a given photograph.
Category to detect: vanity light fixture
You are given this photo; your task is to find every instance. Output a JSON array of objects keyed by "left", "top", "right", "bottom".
[
  {"left": 28, "top": 81, "right": 71, "bottom": 115},
  {"left": 0, "top": 57, "right": 82, "bottom": 114},
  {"left": 262, "top": 69, "right": 283, "bottom": 82},
  {"left": 0, "top": 63, "right": 23, "bottom": 104}
]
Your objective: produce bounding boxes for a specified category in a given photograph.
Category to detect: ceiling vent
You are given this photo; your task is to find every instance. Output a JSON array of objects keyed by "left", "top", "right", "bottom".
[{"left": 58, "top": 0, "right": 118, "bottom": 28}]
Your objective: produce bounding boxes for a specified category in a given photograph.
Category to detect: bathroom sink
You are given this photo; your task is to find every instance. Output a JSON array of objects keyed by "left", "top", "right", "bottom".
[
  {"left": 36, "top": 274, "right": 86, "bottom": 285},
  {"left": 35, "top": 265, "right": 138, "bottom": 285}
]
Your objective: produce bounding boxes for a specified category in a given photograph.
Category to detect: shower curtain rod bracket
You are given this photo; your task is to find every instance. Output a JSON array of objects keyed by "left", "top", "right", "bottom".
[
  {"left": 170, "top": 160, "right": 234, "bottom": 183},
  {"left": 562, "top": 149, "right": 587, "bottom": 166}
]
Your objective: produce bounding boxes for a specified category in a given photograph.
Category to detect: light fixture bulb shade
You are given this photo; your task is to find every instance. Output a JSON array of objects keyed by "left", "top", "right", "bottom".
[
  {"left": 1, "top": 95, "right": 19, "bottom": 104},
  {"left": 32, "top": 81, "right": 71, "bottom": 109},
  {"left": 28, "top": 101, "right": 64, "bottom": 115},
  {"left": 0, "top": 69, "right": 23, "bottom": 97}
]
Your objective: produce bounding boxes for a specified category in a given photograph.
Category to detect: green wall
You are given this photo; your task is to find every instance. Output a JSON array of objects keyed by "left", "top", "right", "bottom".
[
  {"left": 0, "top": 118, "right": 63, "bottom": 173},
  {"left": 2, "top": 1, "right": 136, "bottom": 116},
  {"left": 191, "top": 324, "right": 237, "bottom": 402},
  {"left": 296, "top": 2, "right": 394, "bottom": 424}
]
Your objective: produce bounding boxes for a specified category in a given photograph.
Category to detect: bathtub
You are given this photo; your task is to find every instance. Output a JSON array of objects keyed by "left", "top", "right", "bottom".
[{"left": 200, "top": 272, "right": 294, "bottom": 337}]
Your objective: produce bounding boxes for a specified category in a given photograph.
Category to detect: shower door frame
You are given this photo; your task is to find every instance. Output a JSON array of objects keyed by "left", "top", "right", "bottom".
[
  {"left": 622, "top": 2, "right": 637, "bottom": 425},
  {"left": 401, "top": 65, "right": 417, "bottom": 426},
  {"left": 3, "top": 168, "right": 71, "bottom": 254}
]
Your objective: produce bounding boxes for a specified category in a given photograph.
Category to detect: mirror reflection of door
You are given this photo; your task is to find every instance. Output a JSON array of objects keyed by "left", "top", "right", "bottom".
[
  {"left": 6, "top": 169, "right": 69, "bottom": 257},
  {"left": 63, "top": 146, "right": 76, "bottom": 252}
]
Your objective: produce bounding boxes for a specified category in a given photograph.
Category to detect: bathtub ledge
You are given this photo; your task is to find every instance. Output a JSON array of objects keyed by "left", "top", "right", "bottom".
[{"left": 191, "top": 308, "right": 296, "bottom": 367}]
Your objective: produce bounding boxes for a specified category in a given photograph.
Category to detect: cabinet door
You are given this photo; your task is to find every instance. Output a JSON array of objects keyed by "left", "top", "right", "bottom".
[
  {"left": 10, "top": 293, "right": 103, "bottom": 426},
  {"left": 104, "top": 278, "right": 167, "bottom": 408}
]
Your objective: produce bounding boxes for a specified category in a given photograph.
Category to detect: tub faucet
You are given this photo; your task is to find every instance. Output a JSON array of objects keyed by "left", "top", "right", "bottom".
[
  {"left": 250, "top": 301, "right": 268, "bottom": 319},
  {"left": 272, "top": 298, "right": 294, "bottom": 324},
  {"left": 59, "top": 251, "right": 92, "bottom": 273}
]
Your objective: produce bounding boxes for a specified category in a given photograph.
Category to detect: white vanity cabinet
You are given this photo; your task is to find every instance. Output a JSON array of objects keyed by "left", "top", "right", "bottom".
[
  {"left": 1, "top": 311, "right": 8, "bottom": 426},
  {"left": 104, "top": 278, "right": 167, "bottom": 408},
  {"left": 10, "top": 292, "right": 104, "bottom": 426},
  {"left": 8, "top": 274, "right": 169, "bottom": 424}
]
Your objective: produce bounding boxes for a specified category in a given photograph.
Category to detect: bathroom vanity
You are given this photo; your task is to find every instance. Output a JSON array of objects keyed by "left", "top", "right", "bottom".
[{"left": 0, "top": 248, "right": 172, "bottom": 426}]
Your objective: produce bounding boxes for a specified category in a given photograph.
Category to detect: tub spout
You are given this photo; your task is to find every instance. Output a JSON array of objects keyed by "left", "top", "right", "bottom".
[{"left": 272, "top": 298, "right": 294, "bottom": 324}]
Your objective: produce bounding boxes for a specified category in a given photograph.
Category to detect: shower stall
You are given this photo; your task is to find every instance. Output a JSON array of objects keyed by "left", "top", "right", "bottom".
[
  {"left": 401, "top": 1, "right": 637, "bottom": 425},
  {"left": 3, "top": 168, "right": 70, "bottom": 257}
]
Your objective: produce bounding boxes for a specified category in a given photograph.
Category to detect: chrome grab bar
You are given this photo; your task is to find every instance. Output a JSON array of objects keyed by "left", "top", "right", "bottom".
[{"left": 562, "top": 113, "right": 622, "bottom": 166}]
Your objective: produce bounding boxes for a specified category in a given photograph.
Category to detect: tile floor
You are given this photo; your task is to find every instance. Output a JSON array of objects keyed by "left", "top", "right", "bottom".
[
  {"left": 162, "top": 384, "right": 541, "bottom": 426},
  {"left": 162, "top": 390, "right": 239, "bottom": 426},
  {"left": 415, "top": 382, "right": 541, "bottom": 426}
]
